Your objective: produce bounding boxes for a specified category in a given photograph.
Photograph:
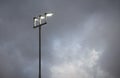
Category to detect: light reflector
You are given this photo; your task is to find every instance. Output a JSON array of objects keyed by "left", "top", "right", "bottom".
[
  {"left": 40, "top": 16, "right": 45, "bottom": 19},
  {"left": 46, "top": 13, "right": 53, "bottom": 17}
]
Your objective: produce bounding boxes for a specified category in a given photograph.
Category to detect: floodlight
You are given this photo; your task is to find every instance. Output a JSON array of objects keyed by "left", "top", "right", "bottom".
[
  {"left": 45, "top": 13, "right": 53, "bottom": 17},
  {"left": 33, "top": 17, "right": 38, "bottom": 27},
  {"left": 33, "top": 17, "right": 39, "bottom": 22},
  {"left": 33, "top": 12, "right": 54, "bottom": 78},
  {"left": 40, "top": 16, "right": 45, "bottom": 19}
]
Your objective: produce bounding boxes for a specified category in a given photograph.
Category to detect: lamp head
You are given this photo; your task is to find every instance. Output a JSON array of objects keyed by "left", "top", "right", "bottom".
[
  {"left": 45, "top": 13, "right": 53, "bottom": 17},
  {"left": 33, "top": 17, "right": 38, "bottom": 22},
  {"left": 40, "top": 16, "right": 45, "bottom": 20},
  {"left": 38, "top": 13, "right": 53, "bottom": 20}
]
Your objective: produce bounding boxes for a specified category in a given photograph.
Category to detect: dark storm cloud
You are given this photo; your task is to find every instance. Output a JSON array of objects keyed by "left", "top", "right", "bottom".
[
  {"left": 42, "top": 0, "right": 120, "bottom": 78},
  {"left": 0, "top": 0, "right": 39, "bottom": 78},
  {"left": 0, "top": 0, "right": 120, "bottom": 78},
  {"left": 99, "top": 12, "right": 120, "bottom": 77}
]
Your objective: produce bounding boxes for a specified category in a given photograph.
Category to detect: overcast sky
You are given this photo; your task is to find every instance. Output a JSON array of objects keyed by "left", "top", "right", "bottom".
[{"left": 0, "top": 0, "right": 120, "bottom": 78}]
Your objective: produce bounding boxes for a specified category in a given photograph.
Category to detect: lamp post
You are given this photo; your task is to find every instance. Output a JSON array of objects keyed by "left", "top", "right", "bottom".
[{"left": 33, "top": 13, "right": 53, "bottom": 78}]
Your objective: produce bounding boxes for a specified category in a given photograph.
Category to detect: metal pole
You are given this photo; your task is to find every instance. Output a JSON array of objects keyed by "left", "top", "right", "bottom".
[
  {"left": 39, "top": 15, "right": 41, "bottom": 78},
  {"left": 39, "top": 26, "right": 41, "bottom": 78}
]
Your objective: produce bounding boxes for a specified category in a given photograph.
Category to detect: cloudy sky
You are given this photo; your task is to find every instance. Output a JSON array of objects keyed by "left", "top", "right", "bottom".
[{"left": 0, "top": 0, "right": 120, "bottom": 78}]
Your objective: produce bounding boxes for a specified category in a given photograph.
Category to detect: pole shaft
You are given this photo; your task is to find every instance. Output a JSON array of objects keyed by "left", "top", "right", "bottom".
[{"left": 39, "top": 26, "right": 41, "bottom": 78}]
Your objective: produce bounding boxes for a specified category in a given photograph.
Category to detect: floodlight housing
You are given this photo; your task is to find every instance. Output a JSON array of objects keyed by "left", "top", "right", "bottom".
[
  {"left": 33, "top": 17, "right": 38, "bottom": 27},
  {"left": 40, "top": 16, "right": 45, "bottom": 19},
  {"left": 33, "top": 12, "right": 53, "bottom": 28},
  {"left": 35, "top": 18, "right": 39, "bottom": 22},
  {"left": 45, "top": 13, "right": 53, "bottom": 17},
  {"left": 39, "top": 13, "right": 53, "bottom": 20}
]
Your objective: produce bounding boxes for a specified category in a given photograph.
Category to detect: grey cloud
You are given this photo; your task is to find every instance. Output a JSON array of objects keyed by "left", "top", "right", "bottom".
[
  {"left": 0, "top": 0, "right": 120, "bottom": 78},
  {"left": 0, "top": 0, "right": 39, "bottom": 78}
]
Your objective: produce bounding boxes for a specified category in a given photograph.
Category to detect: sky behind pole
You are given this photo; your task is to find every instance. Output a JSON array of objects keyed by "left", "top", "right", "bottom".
[{"left": 0, "top": 0, "right": 120, "bottom": 78}]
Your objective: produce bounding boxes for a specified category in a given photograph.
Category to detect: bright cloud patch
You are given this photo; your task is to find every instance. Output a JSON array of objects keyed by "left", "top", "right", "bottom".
[
  {"left": 49, "top": 12, "right": 114, "bottom": 78},
  {"left": 50, "top": 38, "right": 108, "bottom": 78}
]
